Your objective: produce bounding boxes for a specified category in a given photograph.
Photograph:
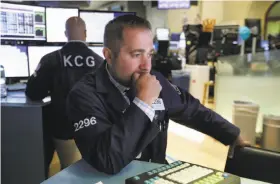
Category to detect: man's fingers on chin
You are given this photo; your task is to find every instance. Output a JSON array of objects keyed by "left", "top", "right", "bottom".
[{"left": 132, "top": 73, "right": 140, "bottom": 81}]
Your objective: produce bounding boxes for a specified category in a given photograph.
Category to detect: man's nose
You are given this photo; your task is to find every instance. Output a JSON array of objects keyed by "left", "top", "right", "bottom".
[{"left": 139, "top": 55, "right": 151, "bottom": 71}]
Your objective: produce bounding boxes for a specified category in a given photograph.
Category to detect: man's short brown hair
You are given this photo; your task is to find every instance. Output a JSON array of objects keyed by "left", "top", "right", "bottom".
[{"left": 103, "top": 15, "right": 152, "bottom": 57}]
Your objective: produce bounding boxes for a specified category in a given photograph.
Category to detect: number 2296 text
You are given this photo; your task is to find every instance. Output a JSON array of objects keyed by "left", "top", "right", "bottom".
[{"left": 74, "top": 117, "right": 97, "bottom": 132}]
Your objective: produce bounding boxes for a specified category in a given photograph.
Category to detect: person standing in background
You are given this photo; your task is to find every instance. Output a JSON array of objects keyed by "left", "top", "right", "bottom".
[{"left": 25, "top": 17, "right": 103, "bottom": 175}]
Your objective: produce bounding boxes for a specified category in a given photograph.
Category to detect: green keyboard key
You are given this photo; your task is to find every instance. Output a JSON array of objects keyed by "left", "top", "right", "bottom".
[
  {"left": 154, "top": 176, "right": 160, "bottom": 180},
  {"left": 134, "top": 176, "right": 140, "bottom": 180},
  {"left": 149, "top": 178, "right": 155, "bottom": 182}
]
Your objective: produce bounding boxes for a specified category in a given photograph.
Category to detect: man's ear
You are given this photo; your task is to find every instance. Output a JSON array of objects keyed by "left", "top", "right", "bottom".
[
  {"left": 64, "top": 31, "right": 68, "bottom": 39},
  {"left": 103, "top": 47, "right": 113, "bottom": 65}
]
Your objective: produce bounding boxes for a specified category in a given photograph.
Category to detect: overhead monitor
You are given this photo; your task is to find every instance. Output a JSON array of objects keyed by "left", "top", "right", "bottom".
[
  {"left": 158, "top": 0, "right": 190, "bottom": 10},
  {"left": 89, "top": 46, "right": 105, "bottom": 59},
  {"left": 46, "top": 7, "right": 79, "bottom": 42},
  {"left": 156, "top": 28, "right": 169, "bottom": 41},
  {"left": 79, "top": 11, "right": 136, "bottom": 43},
  {"left": 0, "top": 3, "right": 46, "bottom": 41},
  {"left": 0, "top": 45, "right": 29, "bottom": 77},
  {"left": 28, "top": 46, "right": 61, "bottom": 75}
]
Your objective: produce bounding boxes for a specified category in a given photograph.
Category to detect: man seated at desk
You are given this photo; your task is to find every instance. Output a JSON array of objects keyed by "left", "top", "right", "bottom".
[{"left": 66, "top": 15, "right": 249, "bottom": 174}]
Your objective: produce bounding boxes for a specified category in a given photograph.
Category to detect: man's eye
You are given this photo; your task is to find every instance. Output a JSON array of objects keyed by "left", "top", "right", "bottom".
[{"left": 133, "top": 53, "right": 141, "bottom": 57}]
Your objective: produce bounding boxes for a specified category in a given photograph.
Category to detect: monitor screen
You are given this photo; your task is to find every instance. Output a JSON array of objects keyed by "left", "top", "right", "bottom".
[
  {"left": 170, "top": 33, "right": 181, "bottom": 42},
  {"left": 79, "top": 11, "right": 136, "bottom": 43},
  {"left": 0, "top": 45, "right": 29, "bottom": 77},
  {"left": 28, "top": 46, "right": 61, "bottom": 75},
  {"left": 0, "top": 3, "right": 46, "bottom": 41},
  {"left": 46, "top": 8, "right": 79, "bottom": 42},
  {"left": 156, "top": 28, "right": 169, "bottom": 41},
  {"left": 89, "top": 46, "right": 105, "bottom": 59}
]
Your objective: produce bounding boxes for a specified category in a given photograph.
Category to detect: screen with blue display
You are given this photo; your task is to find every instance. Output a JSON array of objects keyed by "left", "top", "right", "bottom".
[{"left": 79, "top": 11, "right": 136, "bottom": 43}]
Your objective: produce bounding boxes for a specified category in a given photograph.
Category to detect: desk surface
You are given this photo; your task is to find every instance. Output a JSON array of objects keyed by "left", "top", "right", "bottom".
[
  {"left": 1, "top": 91, "right": 50, "bottom": 107},
  {"left": 42, "top": 159, "right": 271, "bottom": 184}
]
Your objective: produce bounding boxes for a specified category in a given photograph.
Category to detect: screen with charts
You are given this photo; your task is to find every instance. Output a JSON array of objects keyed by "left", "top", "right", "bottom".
[
  {"left": 28, "top": 46, "right": 61, "bottom": 75},
  {"left": 0, "top": 45, "right": 29, "bottom": 77},
  {"left": 89, "top": 46, "right": 104, "bottom": 59},
  {"left": 156, "top": 28, "right": 169, "bottom": 41},
  {"left": 80, "top": 11, "right": 136, "bottom": 43},
  {"left": 0, "top": 3, "right": 46, "bottom": 41},
  {"left": 46, "top": 8, "right": 79, "bottom": 42}
]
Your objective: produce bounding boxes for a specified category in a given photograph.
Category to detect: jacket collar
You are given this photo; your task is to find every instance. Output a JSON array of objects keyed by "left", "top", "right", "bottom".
[
  {"left": 95, "top": 61, "right": 111, "bottom": 93},
  {"left": 105, "top": 63, "right": 129, "bottom": 94},
  {"left": 95, "top": 61, "right": 134, "bottom": 113}
]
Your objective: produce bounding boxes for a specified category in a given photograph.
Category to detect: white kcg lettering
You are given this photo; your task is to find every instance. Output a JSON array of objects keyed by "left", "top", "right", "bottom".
[
  {"left": 63, "top": 55, "right": 95, "bottom": 67},
  {"left": 74, "top": 117, "right": 97, "bottom": 132}
]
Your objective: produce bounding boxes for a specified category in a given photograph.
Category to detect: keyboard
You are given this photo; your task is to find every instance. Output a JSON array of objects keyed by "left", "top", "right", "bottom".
[
  {"left": 7, "top": 83, "right": 26, "bottom": 91},
  {"left": 126, "top": 160, "right": 241, "bottom": 184}
]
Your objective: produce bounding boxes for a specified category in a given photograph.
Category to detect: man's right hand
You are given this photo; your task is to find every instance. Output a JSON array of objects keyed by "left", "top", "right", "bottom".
[{"left": 133, "top": 73, "right": 162, "bottom": 106}]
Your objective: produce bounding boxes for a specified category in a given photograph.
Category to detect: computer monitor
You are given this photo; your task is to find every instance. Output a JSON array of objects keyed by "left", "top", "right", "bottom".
[
  {"left": 156, "top": 28, "right": 169, "bottom": 41},
  {"left": 28, "top": 46, "right": 61, "bottom": 75},
  {"left": 80, "top": 11, "right": 113, "bottom": 43},
  {"left": 245, "top": 19, "right": 261, "bottom": 36},
  {"left": 170, "top": 33, "right": 181, "bottom": 42},
  {"left": 79, "top": 11, "right": 136, "bottom": 43},
  {"left": 0, "top": 45, "right": 29, "bottom": 77},
  {"left": 46, "top": 7, "right": 79, "bottom": 42},
  {"left": 0, "top": 3, "right": 46, "bottom": 41},
  {"left": 89, "top": 46, "right": 105, "bottom": 59},
  {"left": 169, "top": 33, "right": 181, "bottom": 50}
]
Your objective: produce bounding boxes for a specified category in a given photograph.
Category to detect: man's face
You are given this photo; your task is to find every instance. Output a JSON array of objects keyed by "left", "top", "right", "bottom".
[{"left": 107, "top": 27, "right": 154, "bottom": 86}]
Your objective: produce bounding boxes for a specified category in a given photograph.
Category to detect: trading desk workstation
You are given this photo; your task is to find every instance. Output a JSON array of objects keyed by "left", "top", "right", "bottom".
[
  {"left": 1, "top": 91, "right": 51, "bottom": 184},
  {"left": 1, "top": 1, "right": 280, "bottom": 184},
  {"left": 3, "top": 91, "right": 279, "bottom": 184},
  {"left": 42, "top": 159, "right": 270, "bottom": 184}
]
